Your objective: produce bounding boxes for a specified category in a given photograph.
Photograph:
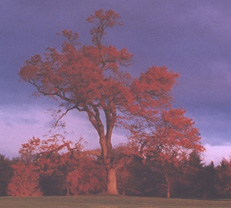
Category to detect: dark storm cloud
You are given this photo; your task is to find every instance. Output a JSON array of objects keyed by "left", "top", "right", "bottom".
[
  {"left": 0, "top": 0, "right": 231, "bottom": 148},
  {"left": 114, "top": 1, "right": 231, "bottom": 145}
]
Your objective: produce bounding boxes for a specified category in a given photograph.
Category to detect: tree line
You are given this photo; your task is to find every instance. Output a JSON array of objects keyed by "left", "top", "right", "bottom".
[{"left": 0, "top": 141, "right": 231, "bottom": 198}]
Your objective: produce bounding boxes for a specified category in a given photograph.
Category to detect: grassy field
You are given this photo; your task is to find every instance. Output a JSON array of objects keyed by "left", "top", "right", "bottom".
[{"left": 1, "top": 195, "right": 231, "bottom": 208}]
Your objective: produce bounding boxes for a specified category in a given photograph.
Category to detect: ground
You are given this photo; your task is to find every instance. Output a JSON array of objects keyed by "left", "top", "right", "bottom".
[{"left": 1, "top": 196, "right": 231, "bottom": 208}]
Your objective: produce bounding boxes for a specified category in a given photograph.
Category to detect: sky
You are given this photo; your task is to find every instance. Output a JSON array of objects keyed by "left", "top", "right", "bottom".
[{"left": 1, "top": 0, "right": 231, "bottom": 164}]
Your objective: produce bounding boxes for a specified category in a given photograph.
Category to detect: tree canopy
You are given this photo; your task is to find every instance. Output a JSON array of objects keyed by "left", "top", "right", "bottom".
[{"left": 19, "top": 9, "right": 197, "bottom": 195}]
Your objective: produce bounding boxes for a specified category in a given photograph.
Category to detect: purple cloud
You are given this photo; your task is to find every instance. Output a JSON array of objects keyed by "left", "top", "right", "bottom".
[{"left": 1, "top": 0, "right": 231, "bottom": 160}]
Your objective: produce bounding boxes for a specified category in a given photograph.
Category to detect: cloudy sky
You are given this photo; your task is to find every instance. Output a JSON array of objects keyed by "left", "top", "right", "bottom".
[{"left": 1, "top": 0, "right": 231, "bottom": 164}]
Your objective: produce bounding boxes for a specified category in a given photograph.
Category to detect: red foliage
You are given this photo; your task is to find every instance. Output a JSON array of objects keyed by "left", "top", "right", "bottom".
[
  {"left": 129, "top": 108, "right": 204, "bottom": 164},
  {"left": 154, "top": 108, "right": 204, "bottom": 163},
  {"left": 7, "top": 161, "right": 42, "bottom": 196},
  {"left": 19, "top": 136, "right": 83, "bottom": 175},
  {"left": 67, "top": 156, "right": 106, "bottom": 195},
  {"left": 19, "top": 9, "right": 180, "bottom": 194},
  {"left": 18, "top": 136, "right": 107, "bottom": 196},
  {"left": 128, "top": 108, "right": 204, "bottom": 198}
]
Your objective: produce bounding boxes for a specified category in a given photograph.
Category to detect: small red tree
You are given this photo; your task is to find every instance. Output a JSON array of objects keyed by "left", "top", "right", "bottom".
[
  {"left": 19, "top": 9, "right": 178, "bottom": 194},
  {"left": 19, "top": 136, "right": 106, "bottom": 195},
  {"left": 66, "top": 155, "right": 106, "bottom": 195},
  {"left": 19, "top": 136, "right": 83, "bottom": 194},
  {"left": 7, "top": 161, "right": 42, "bottom": 196},
  {"left": 129, "top": 108, "right": 204, "bottom": 198}
]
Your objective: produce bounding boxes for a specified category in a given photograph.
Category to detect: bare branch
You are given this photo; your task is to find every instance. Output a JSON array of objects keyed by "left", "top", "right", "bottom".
[{"left": 53, "top": 105, "right": 77, "bottom": 127}]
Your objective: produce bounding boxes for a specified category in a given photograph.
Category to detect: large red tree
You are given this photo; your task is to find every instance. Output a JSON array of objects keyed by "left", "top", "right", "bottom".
[{"left": 19, "top": 9, "right": 178, "bottom": 194}]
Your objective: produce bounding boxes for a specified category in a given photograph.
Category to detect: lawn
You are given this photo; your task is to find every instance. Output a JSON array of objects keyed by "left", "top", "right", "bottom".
[{"left": 1, "top": 196, "right": 231, "bottom": 208}]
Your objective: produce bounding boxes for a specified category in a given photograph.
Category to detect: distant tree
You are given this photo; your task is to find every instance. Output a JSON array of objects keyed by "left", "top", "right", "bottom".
[
  {"left": 125, "top": 157, "right": 165, "bottom": 196},
  {"left": 116, "top": 166, "right": 131, "bottom": 195},
  {"left": 129, "top": 108, "right": 204, "bottom": 198},
  {"left": 173, "top": 150, "right": 204, "bottom": 198},
  {"left": 0, "top": 155, "right": 13, "bottom": 196},
  {"left": 200, "top": 162, "right": 217, "bottom": 198},
  {"left": 40, "top": 172, "right": 66, "bottom": 196},
  {"left": 117, "top": 156, "right": 145, "bottom": 196},
  {"left": 19, "top": 9, "right": 178, "bottom": 194},
  {"left": 216, "top": 158, "right": 231, "bottom": 197},
  {"left": 7, "top": 161, "right": 42, "bottom": 196}
]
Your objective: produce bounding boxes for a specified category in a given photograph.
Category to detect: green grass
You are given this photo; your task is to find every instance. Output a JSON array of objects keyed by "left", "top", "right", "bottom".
[{"left": 1, "top": 196, "right": 231, "bottom": 208}]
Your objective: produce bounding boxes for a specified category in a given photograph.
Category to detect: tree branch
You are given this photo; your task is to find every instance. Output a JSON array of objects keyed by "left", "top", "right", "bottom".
[{"left": 54, "top": 105, "right": 77, "bottom": 127}]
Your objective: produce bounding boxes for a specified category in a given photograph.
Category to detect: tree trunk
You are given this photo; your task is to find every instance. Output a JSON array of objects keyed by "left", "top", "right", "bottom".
[
  {"left": 166, "top": 177, "right": 171, "bottom": 198},
  {"left": 87, "top": 106, "right": 118, "bottom": 195},
  {"left": 107, "top": 168, "right": 118, "bottom": 195},
  {"left": 66, "top": 184, "right": 70, "bottom": 196}
]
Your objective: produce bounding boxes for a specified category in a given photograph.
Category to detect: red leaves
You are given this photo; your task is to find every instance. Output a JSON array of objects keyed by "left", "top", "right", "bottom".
[
  {"left": 18, "top": 10, "right": 204, "bottom": 195},
  {"left": 132, "top": 66, "right": 179, "bottom": 109},
  {"left": 8, "top": 136, "right": 107, "bottom": 196},
  {"left": 128, "top": 107, "right": 204, "bottom": 171},
  {"left": 20, "top": 65, "right": 39, "bottom": 82},
  {"left": 156, "top": 108, "right": 202, "bottom": 149},
  {"left": 66, "top": 157, "right": 106, "bottom": 195},
  {"left": 7, "top": 162, "right": 42, "bottom": 196},
  {"left": 19, "top": 10, "right": 176, "bottom": 133},
  {"left": 87, "top": 9, "right": 122, "bottom": 45},
  {"left": 151, "top": 108, "right": 204, "bottom": 164},
  {"left": 61, "top": 30, "right": 79, "bottom": 44},
  {"left": 87, "top": 9, "right": 122, "bottom": 27},
  {"left": 103, "top": 46, "right": 132, "bottom": 70},
  {"left": 19, "top": 136, "right": 83, "bottom": 174}
]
